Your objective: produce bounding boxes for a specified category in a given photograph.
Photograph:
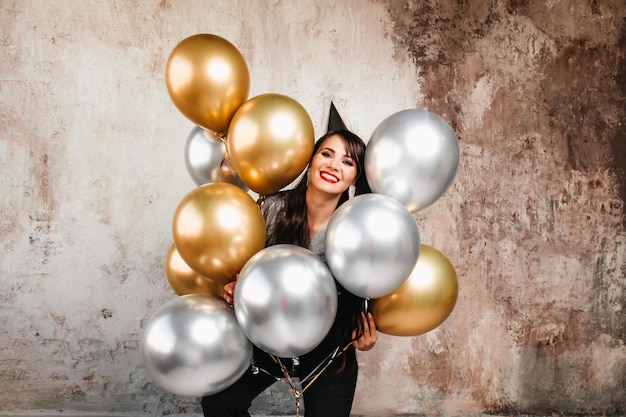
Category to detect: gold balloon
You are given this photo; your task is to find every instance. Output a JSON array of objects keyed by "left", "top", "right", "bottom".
[
  {"left": 227, "top": 93, "right": 315, "bottom": 195},
  {"left": 371, "top": 245, "right": 458, "bottom": 336},
  {"left": 166, "top": 34, "right": 250, "bottom": 133},
  {"left": 165, "top": 244, "right": 224, "bottom": 297},
  {"left": 172, "top": 182, "right": 266, "bottom": 283}
]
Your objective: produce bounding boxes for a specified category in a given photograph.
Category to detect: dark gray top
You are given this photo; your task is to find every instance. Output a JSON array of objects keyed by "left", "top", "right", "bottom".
[{"left": 260, "top": 192, "right": 328, "bottom": 260}]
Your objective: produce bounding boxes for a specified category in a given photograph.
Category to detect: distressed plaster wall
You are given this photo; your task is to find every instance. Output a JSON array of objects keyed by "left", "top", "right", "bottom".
[{"left": 0, "top": 0, "right": 624, "bottom": 416}]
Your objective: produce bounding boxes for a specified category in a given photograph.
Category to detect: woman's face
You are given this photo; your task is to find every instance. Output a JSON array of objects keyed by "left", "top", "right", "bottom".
[{"left": 308, "top": 134, "right": 358, "bottom": 196}]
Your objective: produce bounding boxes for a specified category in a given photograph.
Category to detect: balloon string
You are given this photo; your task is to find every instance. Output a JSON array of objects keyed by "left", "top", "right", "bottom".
[
  {"left": 212, "top": 130, "right": 235, "bottom": 174},
  {"left": 299, "top": 342, "right": 352, "bottom": 392},
  {"left": 275, "top": 358, "right": 301, "bottom": 416},
  {"left": 262, "top": 341, "right": 352, "bottom": 416},
  {"left": 220, "top": 152, "right": 235, "bottom": 175},
  {"left": 298, "top": 346, "right": 340, "bottom": 384},
  {"left": 250, "top": 363, "right": 301, "bottom": 417}
]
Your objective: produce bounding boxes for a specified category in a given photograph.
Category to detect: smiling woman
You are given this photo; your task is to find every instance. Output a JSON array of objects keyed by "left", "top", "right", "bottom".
[{"left": 202, "top": 129, "right": 376, "bottom": 417}]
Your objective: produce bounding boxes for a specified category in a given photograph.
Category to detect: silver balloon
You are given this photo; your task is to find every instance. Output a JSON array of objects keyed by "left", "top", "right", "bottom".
[
  {"left": 325, "top": 193, "right": 421, "bottom": 299},
  {"left": 141, "top": 294, "right": 253, "bottom": 396},
  {"left": 234, "top": 244, "right": 338, "bottom": 358},
  {"left": 184, "top": 126, "right": 248, "bottom": 189},
  {"left": 365, "top": 109, "right": 459, "bottom": 213}
]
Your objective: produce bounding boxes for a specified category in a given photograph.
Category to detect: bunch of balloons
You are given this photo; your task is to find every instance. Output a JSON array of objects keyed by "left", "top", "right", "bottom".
[
  {"left": 142, "top": 34, "right": 318, "bottom": 397},
  {"left": 142, "top": 33, "right": 462, "bottom": 399},
  {"left": 167, "top": 34, "right": 315, "bottom": 195},
  {"left": 315, "top": 109, "right": 460, "bottom": 336},
  {"left": 357, "top": 109, "right": 461, "bottom": 336}
]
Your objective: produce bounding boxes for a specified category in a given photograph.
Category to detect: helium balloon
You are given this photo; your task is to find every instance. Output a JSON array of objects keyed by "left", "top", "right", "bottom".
[
  {"left": 141, "top": 294, "right": 253, "bottom": 396},
  {"left": 165, "top": 244, "right": 224, "bottom": 297},
  {"left": 227, "top": 93, "right": 314, "bottom": 195},
  {"left": 184, "top": 126, "right": 248, "bottom": 190},
  {"left": 172, "top": 182, "right": 265, "bottom": 283},
  {"left": 166, "top": 34, "right": 250, "bottom": 133},
  {"left": 234, "top": 244, "right": 337, "bottom": 357},
  {"left": 325, "top": 193, "right": 420, "bottom": 299},
  {"left": 365, "top": 109, "right": 459, "bottom": 213},
  {"left": 371, "top": 245, "right": 458, "bottom": 336}
]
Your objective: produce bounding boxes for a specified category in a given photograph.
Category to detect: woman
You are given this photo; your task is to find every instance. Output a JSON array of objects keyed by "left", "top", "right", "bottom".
[{"left": 201, "top": 130, "right": 377, "bottom": 417}]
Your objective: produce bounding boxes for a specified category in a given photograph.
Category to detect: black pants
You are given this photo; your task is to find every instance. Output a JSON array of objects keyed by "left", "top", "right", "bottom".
[{"left": 201, "top": 346, "right": 358, "bottom": 417}]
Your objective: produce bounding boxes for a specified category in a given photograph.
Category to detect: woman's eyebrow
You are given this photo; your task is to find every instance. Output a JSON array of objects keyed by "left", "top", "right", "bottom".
[{"left": 321, "top": 147, "right": 353, "bottom": 159}]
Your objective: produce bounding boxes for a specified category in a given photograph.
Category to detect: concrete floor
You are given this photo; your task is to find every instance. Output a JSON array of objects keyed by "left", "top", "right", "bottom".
[{"left": 1, "top": 414, "right": 623, "bottom": 417}]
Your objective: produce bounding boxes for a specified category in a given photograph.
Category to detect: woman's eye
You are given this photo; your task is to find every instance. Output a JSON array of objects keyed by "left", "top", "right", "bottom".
[
  {"left": 321, "top": 151, "right": 332, "bottom": 158},
  {"left": 343, "top": 160, "right": 354, "bottom": 166}
]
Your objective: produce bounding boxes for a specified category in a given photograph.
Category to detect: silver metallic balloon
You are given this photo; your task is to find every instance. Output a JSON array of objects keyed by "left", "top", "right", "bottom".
[
  {"left": 365, "top": 109, "right": 459, "bottom": 213},
  {"left": 141, "top": 294, "right": 253, "bottom": 396},
  {"left": 234, "top": 244, "right": 338, "bottom": 358},
  {"left": 325, "top": 193, "right": 421, "bottom": 299},
  {"left": 184, "top": 126, "right": 248, "bottom": 190}
]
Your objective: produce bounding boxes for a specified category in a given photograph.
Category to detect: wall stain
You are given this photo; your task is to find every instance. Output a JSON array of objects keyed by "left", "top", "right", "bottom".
[
  {"left": 383, "top": 0, "right": 625, "bottom": 413},
  {"left": 541, "top": 40, "right": 620, "bottom": 173},
  {"left": 101, "top": 309, "right": 113, "bottom": 319},
  {"left": 611, "top": 21, "right": 626, "bottom": 230}
]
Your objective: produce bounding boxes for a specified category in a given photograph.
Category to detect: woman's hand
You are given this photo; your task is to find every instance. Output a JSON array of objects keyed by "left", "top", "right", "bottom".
[
  {"left": 352, "top": 311, "right": 377, "bottom": 351},
  {"left": 223, "top": 275, "right": 238, "bottom": 306}
]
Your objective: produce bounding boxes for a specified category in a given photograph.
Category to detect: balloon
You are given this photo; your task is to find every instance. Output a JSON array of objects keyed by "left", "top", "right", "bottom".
[
  {"left": 365, "top": 109, "right": 459, "bottom": 213},
  {"left": 172, "top": 182, "right": 266, "bottom": 283},
  {"left": 371, "top": 245, "right": 458, "bottom": 336},
  {"left": 141, "top": 294, "right": 253, "bottom": 396},
  {"left": 165, "top": 244, "right": 224, "bottom": 297},
  {"left": 166, "top": 34, "right": 250, "bottom": 133},
  {"left": 184, "top": 126, "right": 248, "bottom": 190},
  {"left": 325, "top": 193, "right": 421, "bottom": 299},
  {"left": 227, "top": 94, "right": 315, "bottom": 195},
  {"left": 234, "top": 244, "right": 337, "bottom": 357}
]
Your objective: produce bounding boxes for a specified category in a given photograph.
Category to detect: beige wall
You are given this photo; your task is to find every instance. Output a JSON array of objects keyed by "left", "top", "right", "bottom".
[{"left": 0, "top": 0, "right": 624, "bottom": 415}]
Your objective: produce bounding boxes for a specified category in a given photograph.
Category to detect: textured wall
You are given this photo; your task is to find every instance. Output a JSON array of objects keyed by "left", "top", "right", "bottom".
[{"left": 0, "top": 0, "right": 624, "bottom": 416}]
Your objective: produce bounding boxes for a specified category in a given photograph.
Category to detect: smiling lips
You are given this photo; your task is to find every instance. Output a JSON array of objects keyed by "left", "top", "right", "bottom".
[{"left": 320, "top": 171, "right": 339, "bottom": 184}]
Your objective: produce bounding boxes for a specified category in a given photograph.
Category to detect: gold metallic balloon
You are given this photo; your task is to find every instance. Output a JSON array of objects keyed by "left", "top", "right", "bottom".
[
  {"left": 165, "top": 244, "right": 224, "bottom": 297},
  {"left": 227, "top": 93, "right": 315, "bottom": 195},
  {"left": 172, "top": 183, "right": 266, "bottom": 283},
  {"left": 166, "top": 34, "right": 250, "bottom": 133},
  {"left": 371, "top": 245, "right": 458, "bottom": 336}
]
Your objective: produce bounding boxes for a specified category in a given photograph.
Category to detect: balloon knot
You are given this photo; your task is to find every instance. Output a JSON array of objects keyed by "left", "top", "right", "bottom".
[{"left": 215, "top": 131, "right": 227, "bottom": 143}]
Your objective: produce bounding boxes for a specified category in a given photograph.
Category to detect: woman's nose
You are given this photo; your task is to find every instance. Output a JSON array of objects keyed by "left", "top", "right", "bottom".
[{"left": 327, "top": 157, "right": 340, "bottom": 170}]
